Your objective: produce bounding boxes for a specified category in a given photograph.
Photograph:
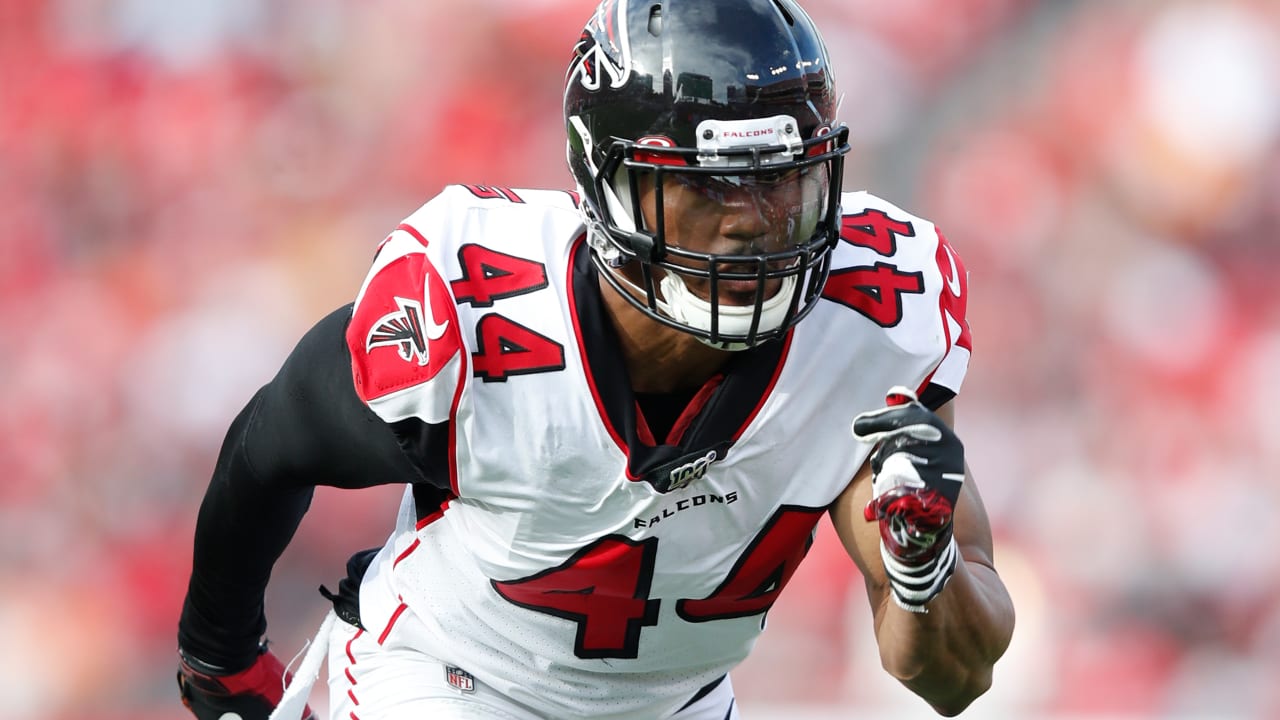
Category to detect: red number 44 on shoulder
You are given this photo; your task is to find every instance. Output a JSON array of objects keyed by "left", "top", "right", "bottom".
[{"left": 823, "top": 209, "right": 926, "bottom": 327}]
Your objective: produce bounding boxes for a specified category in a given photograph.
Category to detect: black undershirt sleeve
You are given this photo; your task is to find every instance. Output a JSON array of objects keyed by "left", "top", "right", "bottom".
[
  {"left": 178, "top": 304, "right": 429, "bottom": 671},
  {"left": 920, "top": 383, "right": 956, "bottom": 412}
]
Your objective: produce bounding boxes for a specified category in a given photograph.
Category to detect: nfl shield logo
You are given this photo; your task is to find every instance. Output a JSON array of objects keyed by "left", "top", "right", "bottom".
[{"left": 445, "top": 665, "right": 476, "bottom": 693}]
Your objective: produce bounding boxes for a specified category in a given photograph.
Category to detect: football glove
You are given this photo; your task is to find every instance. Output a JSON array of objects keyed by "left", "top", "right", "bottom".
[
  {"left": 852, "top": 386, "right": 965, "bottom": 613},
  {"left": 177, "top": 642, "right": 315, "bottom": 720}
]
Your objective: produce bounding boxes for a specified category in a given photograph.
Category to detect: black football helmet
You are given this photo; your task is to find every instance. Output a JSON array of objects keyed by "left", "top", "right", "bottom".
[{"left": 565, "top": 0, "right": 850, "bottom": 350}]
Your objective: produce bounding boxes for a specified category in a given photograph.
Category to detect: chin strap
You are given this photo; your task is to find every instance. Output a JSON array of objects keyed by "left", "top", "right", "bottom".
[
  {"left": 656, "top": 272, "right": 797, "bottom": 350},
  {"left": 593, "top": 241, "right": 798, "bottom": 351},
  {"left": 658, "top": 271, "right": 797, "bottom": 326}
]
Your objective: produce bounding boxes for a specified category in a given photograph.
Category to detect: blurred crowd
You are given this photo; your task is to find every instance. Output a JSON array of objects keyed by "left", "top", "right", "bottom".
[{"left": 1, "top": 1, "right": 1278, "bottom": 718}]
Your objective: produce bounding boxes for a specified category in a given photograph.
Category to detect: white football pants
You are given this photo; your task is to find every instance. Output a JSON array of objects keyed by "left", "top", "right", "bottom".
[{"left": 269, "top": 609, "right": 742, "bottom": 720}]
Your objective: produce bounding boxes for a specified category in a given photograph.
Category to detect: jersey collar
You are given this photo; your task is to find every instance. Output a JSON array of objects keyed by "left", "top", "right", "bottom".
[{"left": 568, "top": 237, "right": 792, "bottom": 492}]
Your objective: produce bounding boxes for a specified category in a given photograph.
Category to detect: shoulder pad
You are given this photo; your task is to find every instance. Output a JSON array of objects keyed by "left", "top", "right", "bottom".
[
  {"left": 347, "top": 227, "right": 464, "bottom": 423},
  {"left": 828, "top": 191, "right": 973, "bottom": 395}
]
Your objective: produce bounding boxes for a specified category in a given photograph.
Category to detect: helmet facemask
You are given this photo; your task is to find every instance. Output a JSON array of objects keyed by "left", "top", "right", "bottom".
[{"left": 577, "top": 114, "right": 850, "bottom": 351}]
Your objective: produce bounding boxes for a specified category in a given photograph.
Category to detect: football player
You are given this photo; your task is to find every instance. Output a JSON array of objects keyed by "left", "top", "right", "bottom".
[{"left": 177, "top": 1, "right": 1014, "bottom": 718}]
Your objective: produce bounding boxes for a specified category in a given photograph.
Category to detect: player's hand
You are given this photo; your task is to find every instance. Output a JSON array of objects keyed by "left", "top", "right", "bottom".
[
  {"left": 852, "top": 386, "right": 965, "bottom": 612},
  {"left": 178, "top": 642, "right": 316, "bottom": 720}
]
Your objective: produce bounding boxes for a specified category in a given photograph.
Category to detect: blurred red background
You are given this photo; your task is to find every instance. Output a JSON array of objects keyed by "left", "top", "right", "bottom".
[{"left": 2, "top": 1, "right": 1278, "bottom": 717}]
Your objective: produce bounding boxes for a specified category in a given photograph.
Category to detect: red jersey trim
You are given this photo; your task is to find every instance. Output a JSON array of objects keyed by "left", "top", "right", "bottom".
[
  {"left": 415, "top": 496, "right": 453, "bottom": 531},
  {"left": 566, "top": 233, "right": 628, "bottom": 453},
  {"left": 733, "top": 332, "right": 792, "bottom": 441},
  {"left": 919, "top": 228, "right": 971, "bottom": 394}
]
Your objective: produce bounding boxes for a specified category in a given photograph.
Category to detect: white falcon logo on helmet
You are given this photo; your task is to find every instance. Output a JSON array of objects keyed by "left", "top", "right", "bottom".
[{"left": 567, "top": 0, "right": 632, "bottom": 91}]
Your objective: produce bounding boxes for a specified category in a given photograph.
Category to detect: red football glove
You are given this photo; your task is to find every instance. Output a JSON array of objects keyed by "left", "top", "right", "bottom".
[
  {"left": 178, "top": 643, "right": 316, "bottom": 720},
  {"left": 852, "top": 386, "right": 965, "bottom": 612}
]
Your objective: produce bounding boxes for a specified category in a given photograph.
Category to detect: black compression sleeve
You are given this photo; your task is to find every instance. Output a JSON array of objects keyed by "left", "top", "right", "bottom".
[
  {"left": 920, "top": 383, "right": 956, "bottom": 412},
  {"left": 178, "top": 304, "right": 425, "bottom": 670}
]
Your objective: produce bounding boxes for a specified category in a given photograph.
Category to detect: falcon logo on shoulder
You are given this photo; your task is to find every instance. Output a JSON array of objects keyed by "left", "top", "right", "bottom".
[
  {"left": 348, "top": 248, "right": 463, "bottom": 407},
  {"left": 366, "top": 296, "right": 449, "bottom": 366}
]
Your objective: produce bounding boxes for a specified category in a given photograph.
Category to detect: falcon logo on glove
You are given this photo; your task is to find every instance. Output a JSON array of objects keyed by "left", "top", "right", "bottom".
[{"left": 852, "top": 386, "right": 965, "bottom": 612}]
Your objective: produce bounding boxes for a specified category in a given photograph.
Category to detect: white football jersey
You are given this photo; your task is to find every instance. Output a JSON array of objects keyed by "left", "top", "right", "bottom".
[{"left": 343, "top": 184, "right": 972, "bottom": 719}]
